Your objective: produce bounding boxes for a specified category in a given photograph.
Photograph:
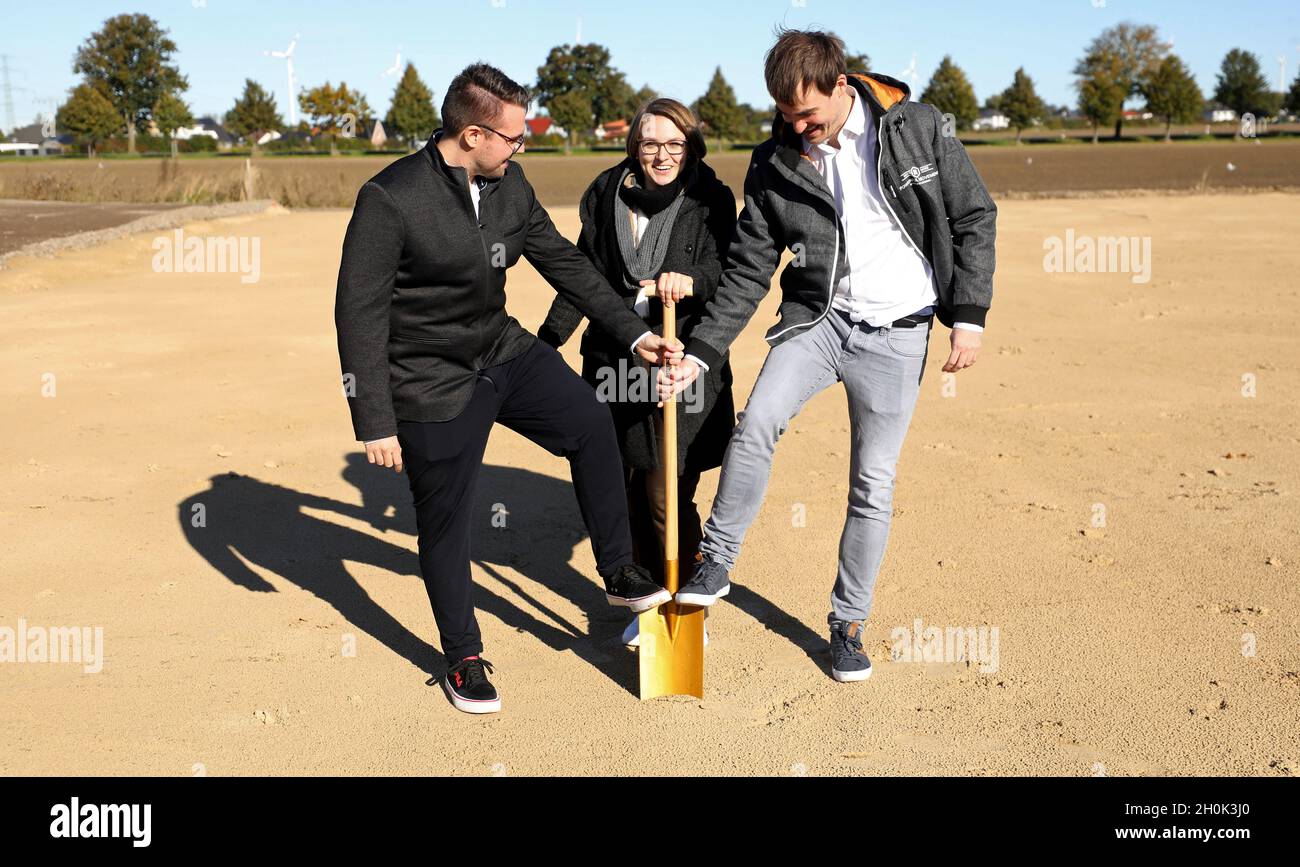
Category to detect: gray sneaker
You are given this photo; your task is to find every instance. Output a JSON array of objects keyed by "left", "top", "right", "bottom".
[
  {"left": 829, "top": 619, "right": 872, "bottom": 682},
  {"left": 674, "top": 556, "right": 731, "bottom": 606}
]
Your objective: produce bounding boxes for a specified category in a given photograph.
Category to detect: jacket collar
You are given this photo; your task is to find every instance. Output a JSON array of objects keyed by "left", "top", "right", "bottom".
[{"left": 422, "top": 128, "right": 509, "bottom": 195}]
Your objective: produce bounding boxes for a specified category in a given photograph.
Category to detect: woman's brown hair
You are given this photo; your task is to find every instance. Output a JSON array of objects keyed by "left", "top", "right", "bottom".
[{"left": 626, "top": 97, "right": 708, "bottom": 162}]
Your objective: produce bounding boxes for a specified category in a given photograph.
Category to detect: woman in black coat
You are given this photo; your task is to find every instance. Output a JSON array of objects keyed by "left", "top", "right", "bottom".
[{"left": 538, "top": 98, "right": 737, "bottom": 639}]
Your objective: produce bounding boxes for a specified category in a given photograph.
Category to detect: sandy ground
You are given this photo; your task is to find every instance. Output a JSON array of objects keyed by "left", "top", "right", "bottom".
[{"left": 1, "top": 194, "right": 1297, "bottom": 776}]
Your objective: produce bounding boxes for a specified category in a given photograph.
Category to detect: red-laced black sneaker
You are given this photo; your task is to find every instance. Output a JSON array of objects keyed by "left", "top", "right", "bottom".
[{"left": 443, "top": 655, "right": 501, "bottom": 714}]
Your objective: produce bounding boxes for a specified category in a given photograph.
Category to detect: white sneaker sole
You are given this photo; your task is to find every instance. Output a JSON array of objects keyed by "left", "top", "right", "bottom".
[
  {"left": 675, "top": 584, "right": 730, "bottom": 607},
  {"left": 606, "top": 588, "right": 672, "bottom": 613},
  {"left": 831, "top": 665, "right": 873, "bottom": 683},
  {"left": 443, "top": 678, "right": 501, "bottom": 714}
]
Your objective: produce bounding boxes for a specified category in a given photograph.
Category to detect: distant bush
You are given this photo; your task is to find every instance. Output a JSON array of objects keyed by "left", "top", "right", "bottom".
[
  {"left": 85, "top": 133, "right": 221, "bottom": 155},
  {"left": 527, "top": 132, "right": 568, "bottom": 148}
]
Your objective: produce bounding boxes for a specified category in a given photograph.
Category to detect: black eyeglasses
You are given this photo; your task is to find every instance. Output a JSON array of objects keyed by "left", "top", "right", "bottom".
[
  {"left": 477, "top": 123, "right": 527, "bottom": 154},
  {"left": 638, "top": 139, "right": 687, "bottom": 157}
]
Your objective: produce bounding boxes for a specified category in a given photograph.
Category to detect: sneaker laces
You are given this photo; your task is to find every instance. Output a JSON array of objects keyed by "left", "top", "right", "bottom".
[
  {"left": 612, "top": 563, "right": 648, "bottom": 590},
  {"left": 448, "top": 655, "right": 494, "bottom": 690},
  {"left": 833, "top": 622, "right": 864, "bottom": 655},
  {"left": 695, "top": 558, "right": 725, "bottom": 585}
]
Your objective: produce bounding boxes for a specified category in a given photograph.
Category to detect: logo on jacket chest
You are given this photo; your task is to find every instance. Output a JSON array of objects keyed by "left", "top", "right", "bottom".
[{"left": 898, "top": 163, "right": 938, "bottom": 190}]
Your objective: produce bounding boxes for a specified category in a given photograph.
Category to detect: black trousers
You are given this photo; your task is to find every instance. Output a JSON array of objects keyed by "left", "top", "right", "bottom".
[{"left": 396, "top": 338, "right": 634, "bottom": 663}]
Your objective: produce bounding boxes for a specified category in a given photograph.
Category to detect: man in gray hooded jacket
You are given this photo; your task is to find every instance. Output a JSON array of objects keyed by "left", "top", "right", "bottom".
[{"left": 659, "top": 29, "right": 997, "bottom": 683}]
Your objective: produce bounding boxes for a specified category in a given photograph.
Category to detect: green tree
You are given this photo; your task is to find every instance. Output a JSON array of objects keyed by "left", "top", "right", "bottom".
[
  {"left": 845, "top": 51, "right": 872, "bottom": 73},
  {"left": 224, "top": 79, "right": 283, "bottom": 150},
  {"left": 1142, "top": 55, "right": 1203, "bottom": 141},
  {"left": 1286, "top": 71, "right": 1300, "bottom": 115},
  {"left": 1074, "top": 22, "right": 1169, "bottom": 139},
  {"left": 72, "top": 13, "right": 188, "bottom": 154},
  {"left": 153, "top": 90, "right": 193, "bottom": 157},
  {"left": 619, "top": 84, "right": 659, "bottom": 123},
  {"left": 1075, "top": 47, "right": 1127, "bottom": 143},
  {"left": 633, "top": 84, "right": 658, "bottom": 106},
  {"left": 695, "top": 66, "right": 745, "bottom": 148},
  {"left": 605, "top": 76, "right": 642, "bottom": 123},
  {"left": 535, "top": 44, "right": 633, "bottom": 125},
  {"left": 547, "top": 89, "right": 593, "bottom": 154},
  {"left": 299, "top": 82, "right": 371, "bottom": 153},
  {"left": 920, "top": 55, "right": 978, "bottom": 130},
  {"left": 384, "top": 64, "right": 438, "bottom": 144},
  {"left": 737, "top": 102, "right": 775, "bottom": 141},
  {"left": 57, "top": 82, "right": 122, "bottom": 156},
  {"left": 1214, "top": 48, "right": 1273, "bottom": 132},
  {"left": 995, "top": 67, "right": 1047, "bottom": 143}
]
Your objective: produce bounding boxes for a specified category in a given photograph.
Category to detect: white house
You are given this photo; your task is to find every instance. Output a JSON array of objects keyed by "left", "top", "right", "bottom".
[
  {"left": 1, "top": 121, "right": 68, "bottom": 155},
  {"left": 172, "top": 117, "right": 235, "bottom": 148},
  {"left": 0, "top": 141, "right": 43, "bottom": 155},
  {"left": 972, "top": 109, "right": 1010, "bottom": 131}
]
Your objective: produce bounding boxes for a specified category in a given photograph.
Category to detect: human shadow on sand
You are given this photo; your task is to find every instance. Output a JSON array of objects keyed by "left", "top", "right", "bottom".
[{"left": 179, "top": 453, "right": 824, "bottom": 698}]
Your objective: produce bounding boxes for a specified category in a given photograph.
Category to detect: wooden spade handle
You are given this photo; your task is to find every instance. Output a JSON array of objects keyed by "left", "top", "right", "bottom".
[{"left": 635, "top": 283, "right": 693, "bottom": 595}]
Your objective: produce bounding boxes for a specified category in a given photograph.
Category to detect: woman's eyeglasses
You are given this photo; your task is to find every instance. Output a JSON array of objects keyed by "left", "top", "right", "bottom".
[{"left": 638, "top": 140, "right": 686, "bottom": 157}]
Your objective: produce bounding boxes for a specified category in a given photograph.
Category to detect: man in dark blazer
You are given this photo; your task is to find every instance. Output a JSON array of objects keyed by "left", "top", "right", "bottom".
[{"left": 335, "top": 63, "right": 682, "bottom": 714}]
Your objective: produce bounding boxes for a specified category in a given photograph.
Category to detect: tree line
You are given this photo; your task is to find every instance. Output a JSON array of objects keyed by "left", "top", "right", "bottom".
[{"left": 28, "top": 14, "right": 1300, "bottom": 157}]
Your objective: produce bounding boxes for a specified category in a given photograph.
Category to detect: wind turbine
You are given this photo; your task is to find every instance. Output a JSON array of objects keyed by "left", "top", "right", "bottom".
[
  {"left": 1279, "top": 55, "right": 1287, "bottom": 92},
  {"left": 265, "top": 33, "right": 300, "bottom": 126},
  {"left": 900, "top": 52, "right": 918, "bottom": 91},
  {"left": 383, "top": 47, "right": 402, "bottom": 78}
]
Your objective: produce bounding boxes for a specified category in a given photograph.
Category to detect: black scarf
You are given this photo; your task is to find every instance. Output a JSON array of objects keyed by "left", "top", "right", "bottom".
[{"left": 618, "top": 160, "right": 697, "bottom": 215}]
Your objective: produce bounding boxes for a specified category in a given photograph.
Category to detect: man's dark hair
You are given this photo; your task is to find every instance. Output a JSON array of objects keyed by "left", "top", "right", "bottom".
[
  {"left": 441, "top": 63, "right": 531, "bottom": 136},
  {"left": 764, "top": 27, "right": 847, "bottom": 106}
]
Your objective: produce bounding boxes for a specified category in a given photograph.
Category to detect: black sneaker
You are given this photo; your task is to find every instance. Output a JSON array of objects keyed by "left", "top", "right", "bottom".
[
  {"left": 443, "top": 655, "right": 501, "bottom": 714},
  {"left": 829, "top": 620, "right": 872, "bottom": 682},
  {"left": 674, "top": 555, "right": 731, "bottom": 606},
  {"left": 604, "top": 563, "right": 671, "bottom": 613}
]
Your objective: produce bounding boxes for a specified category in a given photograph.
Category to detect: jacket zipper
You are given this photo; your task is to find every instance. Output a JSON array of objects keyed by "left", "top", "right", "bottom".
[
  {"left": 472, "top": 181, "right": 490, "bottom": 368},
  {"left": 876, "top": 114, "right": 933, "bottom": 272},
  {"left": 765, "top": 157, "right": 841, "bottom": 344}
]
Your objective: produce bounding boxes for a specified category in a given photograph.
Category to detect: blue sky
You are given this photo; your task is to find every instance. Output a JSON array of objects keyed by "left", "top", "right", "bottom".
[{"left": 3, "top": 0, "right": 1297, "bottom": 129}]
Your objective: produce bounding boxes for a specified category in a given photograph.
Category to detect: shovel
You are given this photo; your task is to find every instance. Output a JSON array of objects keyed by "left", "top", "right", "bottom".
[{"left": 636, "top": 282, "right": 705, "bottom": 700}]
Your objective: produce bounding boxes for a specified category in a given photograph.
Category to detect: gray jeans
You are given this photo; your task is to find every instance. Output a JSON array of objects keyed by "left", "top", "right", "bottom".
[{"left": 699, "top": 307, "right": 932, "bottom": 625}]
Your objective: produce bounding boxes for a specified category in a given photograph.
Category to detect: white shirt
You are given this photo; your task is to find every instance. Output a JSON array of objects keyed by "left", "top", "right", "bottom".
[{"left": 469, "top": 177, "right": 482, "bottom": 217}]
